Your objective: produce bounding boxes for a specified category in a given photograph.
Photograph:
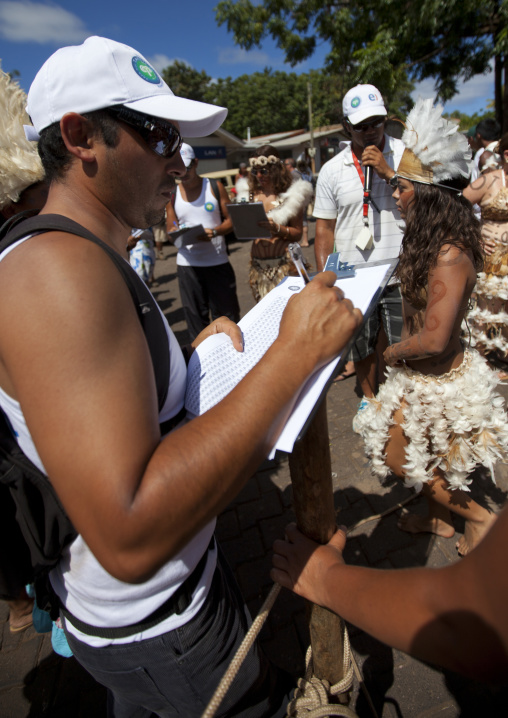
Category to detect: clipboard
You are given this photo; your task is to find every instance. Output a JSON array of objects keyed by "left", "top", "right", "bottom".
[
  {"left": 184, "top": 258, "right": 398, "bottom": 457},
  {"left": 167, "top": 225, "right": 205, "bottom": 249},
  {"left": 226, "top": 202, "right": 270, "bottom": 240},
  {"left": 293, "top": 258, "right": 398, "bottom": 446}
]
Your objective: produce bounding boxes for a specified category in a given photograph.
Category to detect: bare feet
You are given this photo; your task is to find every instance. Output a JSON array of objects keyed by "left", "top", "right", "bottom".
[
  {"left": 398, "top": 510, "right": 455, "bottom": 539},
  {"left": 456, "top": 512, "right": 498, "bottom": 556}
]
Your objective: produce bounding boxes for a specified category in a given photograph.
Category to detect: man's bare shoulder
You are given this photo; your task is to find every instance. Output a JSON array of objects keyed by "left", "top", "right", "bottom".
[
  {"left": 0, "top": 231, "right": 144, "bottom": 399},
  {"left": 0, "top": 230, "right": 131, "bottom": 304}
]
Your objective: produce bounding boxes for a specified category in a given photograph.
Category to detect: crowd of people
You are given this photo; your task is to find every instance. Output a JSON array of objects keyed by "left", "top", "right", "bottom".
[{"left": 1, "top": 36, "right": 508, "bottom": 718}]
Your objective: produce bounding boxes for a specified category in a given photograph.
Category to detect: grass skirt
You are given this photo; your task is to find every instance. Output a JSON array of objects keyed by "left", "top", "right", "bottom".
[{"left": 354, "top": 349, "right": 508, "bottom": 492}]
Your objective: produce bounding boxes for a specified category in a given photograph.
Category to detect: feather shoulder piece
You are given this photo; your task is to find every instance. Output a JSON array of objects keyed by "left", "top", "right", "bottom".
[
  {"left": 0, "top": 67, "right": 44, "bottom": 210},
  {"left": 267, "top": 179, "right": 314, "bottom": 226}
]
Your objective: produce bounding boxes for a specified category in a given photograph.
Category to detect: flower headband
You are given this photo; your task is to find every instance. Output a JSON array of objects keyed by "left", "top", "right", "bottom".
[{"left": 249, "top": 155, "right": 280, "bottom": 167}]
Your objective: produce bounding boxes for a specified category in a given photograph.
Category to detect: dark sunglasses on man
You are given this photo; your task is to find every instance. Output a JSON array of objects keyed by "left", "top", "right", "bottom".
[
  {"left": 107, "top": 106, "right": 182, "bottom": 158},
  {"left": 347, "top": 118, "right": 385, "bottom": 133}
]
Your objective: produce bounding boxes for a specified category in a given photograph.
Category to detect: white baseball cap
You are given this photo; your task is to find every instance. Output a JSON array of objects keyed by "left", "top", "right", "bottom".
[
  {"left": 26, "top": 36, "right": 227, "bottom": 138},
  {"left": 180, "top": 143, "right": 195, "bottom": 167},
  {"left": 342, "top": 84, "right": 387, "bottom": 125}
]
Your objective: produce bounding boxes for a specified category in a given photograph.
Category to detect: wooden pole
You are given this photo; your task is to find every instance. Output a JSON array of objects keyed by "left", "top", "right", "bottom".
[
  {"left": 288, "top": 398, "right": 347, "bottom": 687},
  {"left": 307, "top": 81, "right": 316, "bottom": 176}
]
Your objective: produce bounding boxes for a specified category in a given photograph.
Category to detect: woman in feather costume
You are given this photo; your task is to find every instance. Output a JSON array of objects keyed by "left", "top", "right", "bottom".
[
  {"left": 247, "top": 145, "right": 314, "bottom": 302},
  {"left": 354, "top": 99, "right": 508, "bottom": 556},
  {"left": 463, "top": 134, "right": 508, "bottom": 375}
]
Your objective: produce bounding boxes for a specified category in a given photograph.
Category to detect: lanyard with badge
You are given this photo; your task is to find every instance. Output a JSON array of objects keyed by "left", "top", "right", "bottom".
[{"left": 351, "top": 138, "right": 384, "bottom": 251}]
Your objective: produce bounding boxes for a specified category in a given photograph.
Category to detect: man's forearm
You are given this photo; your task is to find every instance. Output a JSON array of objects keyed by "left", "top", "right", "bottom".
[
  {"left": 94, "top": 279, "right": 361, "bottom": 583},
  {"left": 317, "top": 555, "right": 507, "bottom": 681},
  {"left": 314, "top": 219, "right": 336, "bottom": 271},
  {"left": 121, "top": 339, "right": 331, "bottom": 581}
]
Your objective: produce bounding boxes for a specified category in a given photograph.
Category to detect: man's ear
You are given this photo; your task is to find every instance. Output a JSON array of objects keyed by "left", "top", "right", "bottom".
[{"left": 60, "top": 113, "right": 97, "bottom": 164}]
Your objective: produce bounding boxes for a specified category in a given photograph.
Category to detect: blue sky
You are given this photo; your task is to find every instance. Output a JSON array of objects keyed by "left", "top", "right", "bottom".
[{"left": 0, "top": 0, "right": 494, "bottom": 123}]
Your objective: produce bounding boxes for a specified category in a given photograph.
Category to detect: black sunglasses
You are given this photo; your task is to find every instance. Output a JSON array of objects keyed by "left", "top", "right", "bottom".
[
  {"left": 348, "top": 118, "right": 385, "bottom": 133},
  {"left": 252, "top": 167, "right": 270, "bottom": 176},
  {"left": 107, "top": 106, "right": 182, "bottom": 158}
]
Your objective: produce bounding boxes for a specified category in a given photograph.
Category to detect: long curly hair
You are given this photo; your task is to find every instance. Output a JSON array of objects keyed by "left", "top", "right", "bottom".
[
  {"left": 396, "top": 181, "right": 484, "bottom": 309},
  {"left": 247, "top": 145, "right": 291, "bottom": 196}
]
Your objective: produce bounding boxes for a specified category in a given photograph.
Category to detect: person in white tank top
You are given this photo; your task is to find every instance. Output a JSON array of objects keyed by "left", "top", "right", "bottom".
[{"left": 166, "top": 143, "right": 240, "bottom": 340}]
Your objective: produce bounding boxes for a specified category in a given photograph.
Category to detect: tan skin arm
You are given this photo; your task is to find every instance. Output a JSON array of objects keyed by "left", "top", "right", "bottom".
[
  {"left": 0, "top": 239, "right": 361, "bottom": 584},
  {"left": 462, "top": 170, "right": 501, "bottom": 207},
  {"left": 272, "top": 512, "right": 508, "bottom": 682},
  {"left": 256, "top": 209, "right": 304, "bottom": 243},
  {"left": 165, "top": 199, "right": 179, "bottom": 236},
  {"left": 383, "top": 245, "right": 475, "bottom": 369},
  {"left": 463, "top": 171, "right": 503, "bottom": 256},
  {"left": 314, "top": 217, "right": 336, "bottom": 271}
]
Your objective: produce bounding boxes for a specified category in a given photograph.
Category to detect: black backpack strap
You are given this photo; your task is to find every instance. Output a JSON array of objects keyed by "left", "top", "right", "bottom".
[
  {"left": 208, "top": 178, "right": 223, "bottom": 222},
  {"left": 0, "top": 214, "right": 169, "bottom": 411}
]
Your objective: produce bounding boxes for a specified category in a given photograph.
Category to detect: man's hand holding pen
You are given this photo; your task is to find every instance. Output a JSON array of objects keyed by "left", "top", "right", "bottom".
[{"left": 278, "top": 272, "right": 363, "bottom": 368}]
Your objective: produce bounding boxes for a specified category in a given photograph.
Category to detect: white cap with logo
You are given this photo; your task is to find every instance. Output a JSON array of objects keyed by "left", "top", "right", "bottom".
[
  {"left": 26, "top": 36, "right": 227, "bottom": 138},
  {"left": 342, "top": 84, "right": 387, "bottom": 125},
  {"left": 180, "top": 143, "right": 196, "bottom": 167}
]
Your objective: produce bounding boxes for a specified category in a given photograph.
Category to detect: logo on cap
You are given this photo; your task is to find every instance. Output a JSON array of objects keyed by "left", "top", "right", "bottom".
[
  {"left": 351, "top": 97, "right": 361, "bottom": 108},
  {"left": 132, "top": 56, "right": 162, "bottom": 85},
  {"left": 368, "top": 93, "right": 377, "bottom": 101}
]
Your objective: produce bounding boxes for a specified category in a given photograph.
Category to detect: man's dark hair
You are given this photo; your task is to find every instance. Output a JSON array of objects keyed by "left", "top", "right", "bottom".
[
  {"left": 37, "top": 110, "right": 120, "bottom": 183},
  {"left": 476, "top": 119, "right": 500, "bottom": 142}
]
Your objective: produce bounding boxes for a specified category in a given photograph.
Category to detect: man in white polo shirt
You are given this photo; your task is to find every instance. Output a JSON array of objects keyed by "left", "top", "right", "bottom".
[{"left": 314, "top": 84, "right": 404, "bottom": 414}]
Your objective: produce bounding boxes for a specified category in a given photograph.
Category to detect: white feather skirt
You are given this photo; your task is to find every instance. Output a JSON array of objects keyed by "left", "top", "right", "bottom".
[{"left": 354, "top": 350, "right": 508, "bottom": 493}]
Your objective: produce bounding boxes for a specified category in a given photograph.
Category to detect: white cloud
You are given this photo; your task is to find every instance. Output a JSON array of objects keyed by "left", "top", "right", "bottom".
[
  {"left": 412, "top": 62, "right": 495, "bottom": 114},
  {"left": 0, "top": 1, "right": 90, "bottom": 44},
  {"left": 148, "top": 54, "right": 192, "bottom": 73},
  {"left": 218, "top": 47, "right": 273, "bottom": 66}
]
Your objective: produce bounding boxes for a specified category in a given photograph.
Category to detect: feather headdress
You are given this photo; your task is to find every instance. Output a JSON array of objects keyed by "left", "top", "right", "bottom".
[
  {"left": 397, "top": 98, "right": 471, "bottom": 187},
  {"left": 0, "top": 67, "right": 44, "bottom": 210}
]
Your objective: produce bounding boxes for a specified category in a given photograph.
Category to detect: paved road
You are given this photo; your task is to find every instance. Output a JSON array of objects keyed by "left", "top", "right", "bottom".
[{"left": 1, "top": 226, "right": 507, "bottom": 717}]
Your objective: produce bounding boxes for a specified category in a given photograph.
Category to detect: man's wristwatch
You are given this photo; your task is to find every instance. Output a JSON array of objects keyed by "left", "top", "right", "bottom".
[{"left": 211, "top": 228, "right": 218, "bottom": 237}]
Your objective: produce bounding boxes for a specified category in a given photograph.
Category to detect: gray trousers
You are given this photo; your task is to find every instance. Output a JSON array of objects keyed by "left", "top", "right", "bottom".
[{"left": 64, "top": 546, "right": 290, "bottom": 718}]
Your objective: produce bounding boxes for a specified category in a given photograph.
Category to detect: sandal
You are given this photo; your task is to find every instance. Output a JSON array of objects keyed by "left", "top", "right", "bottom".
[{"left": 333, "top": 366, "right": 356, "bottom": 383}]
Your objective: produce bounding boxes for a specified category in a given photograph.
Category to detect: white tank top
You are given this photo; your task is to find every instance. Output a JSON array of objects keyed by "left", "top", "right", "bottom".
[
  {"left": 0, "top": 235, "right": 217, "bottom": 646},
  {"left": 175, "top": 178, "right": 229, "bottom": 267}
]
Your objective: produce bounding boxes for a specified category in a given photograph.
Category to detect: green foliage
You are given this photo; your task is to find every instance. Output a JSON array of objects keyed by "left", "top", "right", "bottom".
[
  {"left": 158, "top": 54, "right": 415, "bottom": 137},
  {"left": 205, "top": 69, "right": 308, "bottom": 137},
  {"left": 161, "top": 61, "right": 212, "bottom": 103},
  {"left": 215, "top": 0, "right": 507, "bottom": 107},
  {"left": 443, "top": 108, "right": 496, "bottom": 132}
]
